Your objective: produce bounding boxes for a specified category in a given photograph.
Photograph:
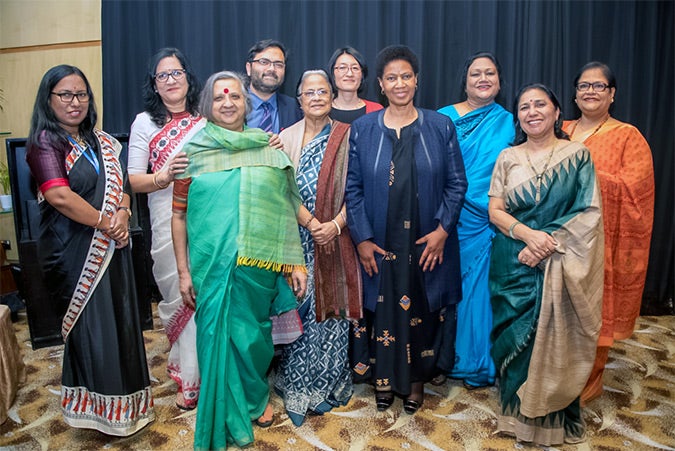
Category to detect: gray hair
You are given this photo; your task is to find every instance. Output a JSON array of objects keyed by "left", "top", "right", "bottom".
[
  {"left": 295, "top": 69, "right": 333, "bottom": 97},
  {"left": 199, "top": 71, "right": 252, "bottom": 121}
]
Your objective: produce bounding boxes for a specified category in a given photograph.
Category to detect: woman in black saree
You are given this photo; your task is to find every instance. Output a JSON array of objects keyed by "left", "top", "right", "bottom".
[{"left": 26, "top": 65, "right": 154, "bottom": 436}]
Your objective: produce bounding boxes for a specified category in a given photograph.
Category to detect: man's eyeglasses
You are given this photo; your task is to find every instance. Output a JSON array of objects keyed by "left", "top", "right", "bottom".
[
  {"left": 576, "top": 82, "right": 610, "bottom": 92},
  {"left": 251, "top": 58, "right": 286, "bottom": 69},
  {"left": 51, "top": 92, "right": 90, "bottom": 103},
  {"left": 334, "top": 65, "right": 362, "bottom": 75},
  {"left": 299, "top": 89, "right": 330, "bottom": 99},
  {"left": 154, "top": 69, "right": 186, "bottom": 83}
]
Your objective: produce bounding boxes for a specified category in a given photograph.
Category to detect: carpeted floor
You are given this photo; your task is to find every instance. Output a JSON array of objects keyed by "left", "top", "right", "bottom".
[{"left": 1, "top": 306, "right": 674, "bottom": 451}]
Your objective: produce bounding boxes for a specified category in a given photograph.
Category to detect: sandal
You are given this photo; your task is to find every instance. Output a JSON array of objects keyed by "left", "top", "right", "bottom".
[
  {"left": 403, "top": 398, "right": 422, "bottom": 414},
  {"left": 255, "top": 404, "right": 274, "bottom": 428},
  {"left": 375, "top": 391, "right": 394, "bottom": 411},
  {"left": 176, "top": 392, "right": 196, "bottom": 411},
  {"left": 404, "top": 382, "right": 424, "bottom": 414}
]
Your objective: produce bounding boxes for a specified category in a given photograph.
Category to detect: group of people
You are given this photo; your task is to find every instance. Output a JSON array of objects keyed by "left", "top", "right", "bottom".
[{"left": 24, "top": 37, "right": 654, "bottom": 449}]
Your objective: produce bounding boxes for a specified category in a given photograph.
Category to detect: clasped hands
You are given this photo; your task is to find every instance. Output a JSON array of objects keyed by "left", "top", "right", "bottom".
[
  {"left": 356, "top": 226, "right": 448, "bottom": 277},
  {"left": 518, "top": 229, "right": 558, "bottom": 267}
]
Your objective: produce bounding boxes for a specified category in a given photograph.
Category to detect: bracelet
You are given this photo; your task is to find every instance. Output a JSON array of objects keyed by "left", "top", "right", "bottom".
[
  {"left": 339, "top": 210, "right": 347, "bottom": 224},
  {"left": 153, "top": 172, "right": 170, "bottom": 189},
  {"left": 118, "top": 206, "right": 132, "bottom": 218},
  {"left": 93, "top": 209, "right": 104, "bottom": 229},
  {"left": 508, "top": 221, "right": 522, "bottom": 239},
  {"left": 331, "top": 219, "right": 342, "bottom": 236},
  {"left": 303, "top": 215, "right": 315, "bottom": 229}
]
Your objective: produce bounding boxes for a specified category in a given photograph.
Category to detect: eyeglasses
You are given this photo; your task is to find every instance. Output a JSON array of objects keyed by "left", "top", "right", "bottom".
[
  {"left": 334, "top": 64, "right": 362, "bottom": 75},
  {"left": 51, "top": 92, "right": 90, "bottom": 103},
  {"left": 299, "top": 89, "right": 330, "bottom": 99},
  {"left": 154, "top": 69, "right": 186, "bottom": 83},
  {"left": 251, "top": 58, "right": 286, "bottom": 69},
  {"left": 576, "top": 82, "right": 610, "bottom": 92}
]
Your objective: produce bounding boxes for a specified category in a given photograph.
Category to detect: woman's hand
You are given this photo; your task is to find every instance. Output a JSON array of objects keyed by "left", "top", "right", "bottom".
[
  {"left": 522, "top": 228, "right": 558, "bottom": 260},
  {"left": 310, "top": 221, "right": 339, "bottom": 246},
  {"left": 517, "top": 247, "right": 542, "bottom": 267},
  {"left": 291, "top": 269, "right": 307, "bottom": 299},
  {"left": 178, "top": 270, "right": 196, "bottom": 310},
  {"left": 268, "top": 133, "right": 284, "bottom": 150},
  {"left": 107, "top": 209, "right": 130, "bottom": 247},
  {"left": 356, "top": 240, "right": 386, "bottom": 277},
  {"left": 155, "top": 152, "right": 189, "bottom": 188},
  {"left": 415, "top": 225, "right": 448, "bottom": 272}
]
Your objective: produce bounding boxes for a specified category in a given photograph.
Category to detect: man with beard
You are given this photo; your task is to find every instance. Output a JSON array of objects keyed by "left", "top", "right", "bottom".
[{"left": 245, "top": 39, "right": 303, "bottom": 133}]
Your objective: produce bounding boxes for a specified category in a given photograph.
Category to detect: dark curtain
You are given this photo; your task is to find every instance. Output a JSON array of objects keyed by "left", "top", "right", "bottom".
[{"left": 101, "top": 0, "right": 674, "bottom": 313}]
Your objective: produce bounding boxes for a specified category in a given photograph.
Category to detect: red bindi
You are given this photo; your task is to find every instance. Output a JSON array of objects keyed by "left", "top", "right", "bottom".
[{"left": 223, "top": 88, "right": 229, "bottom": 94}]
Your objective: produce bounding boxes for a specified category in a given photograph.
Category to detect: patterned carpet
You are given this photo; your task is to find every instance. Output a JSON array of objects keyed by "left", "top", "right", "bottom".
[{"left": 1, "top": 306, "right": 674, "bottom": 451}]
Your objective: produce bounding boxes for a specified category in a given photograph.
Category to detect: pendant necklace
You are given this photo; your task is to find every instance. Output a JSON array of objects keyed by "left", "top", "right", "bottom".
[
  {"left": 525, "top": 144, "right": 556, "bottom": 203},
  {"left": 569, "top": 114, "right": 610, "bottom": 141}
]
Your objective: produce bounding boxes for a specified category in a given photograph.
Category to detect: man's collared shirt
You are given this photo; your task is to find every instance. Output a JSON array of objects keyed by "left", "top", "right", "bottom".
[{"left": 247, "top": 91, "right": 280, "bottom": 133}]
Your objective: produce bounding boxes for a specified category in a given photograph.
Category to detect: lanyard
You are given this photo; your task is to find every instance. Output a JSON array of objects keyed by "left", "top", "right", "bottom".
[{"left": 68, "top": 136, "right": 100, "bottom": 174}]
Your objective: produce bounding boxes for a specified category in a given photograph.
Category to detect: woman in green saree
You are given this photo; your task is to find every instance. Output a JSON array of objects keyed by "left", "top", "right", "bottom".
[
  {"left": 171, "top": 71, "right": 307, "bottom": 450},
  {"left": 487, "top": 83, "right": 604, "bottom": 446}
]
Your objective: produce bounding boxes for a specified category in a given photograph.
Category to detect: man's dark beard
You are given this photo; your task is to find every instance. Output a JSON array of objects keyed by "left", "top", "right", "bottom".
[{"left": 251, "top": 74, "right": 282, "bottom": 94}]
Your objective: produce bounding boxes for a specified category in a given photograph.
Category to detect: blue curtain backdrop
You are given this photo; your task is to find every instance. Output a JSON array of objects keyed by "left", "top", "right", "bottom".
[{"left": 101, "top": 0, "right": 673, "bottom": 313}]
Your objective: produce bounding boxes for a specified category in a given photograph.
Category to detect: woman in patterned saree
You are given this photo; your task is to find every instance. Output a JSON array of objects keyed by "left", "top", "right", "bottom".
[
  {"left": 563, "top": 62, "right": 655, "bottom": 404},
  {"left": 172, "top": 71, "right": 307, "bottom": 450},
  {"left": 488, "top": 83, "right": 604, "bottom": 446},
  {"left": 275, "top": 70, "right": 362, "bottom": 426},
  {"left": 436, "top": 52, "right": 513, "bottom": 389},
  {"left": 26, "top": 65, "right": 154, "bottom": 435},
  {"left": 128, "top": 47, "right": 204, "bottom": 410}
]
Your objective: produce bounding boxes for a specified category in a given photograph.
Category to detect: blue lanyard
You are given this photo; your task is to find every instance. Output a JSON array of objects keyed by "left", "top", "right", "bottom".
[{"left": 68, "top": 136, "right": 100, "bottom": 174}]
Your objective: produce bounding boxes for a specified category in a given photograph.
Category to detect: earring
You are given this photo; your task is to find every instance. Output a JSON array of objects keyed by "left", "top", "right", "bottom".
[
  {"left": 611, "top": 98, "right": 614, "bottom": 102},
  {"left": 381, "top": 89, "right": 384, "bottom": 95}
]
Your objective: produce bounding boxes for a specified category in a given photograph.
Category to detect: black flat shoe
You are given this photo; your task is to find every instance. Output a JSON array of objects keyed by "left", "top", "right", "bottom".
[
  {"left": 255, "top": 416, "right": 274, "bottom": 428},
  {"left": 375, "top": 391, "right": 394, "bottom": 411},
  {"left": 403, "top": 398, "right": 422, "bottom": 415}
]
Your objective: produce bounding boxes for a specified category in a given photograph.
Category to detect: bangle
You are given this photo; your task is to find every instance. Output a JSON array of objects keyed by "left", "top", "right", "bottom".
[
  {"left": 153, "top": 172, "right": 170, "bottom": 189},
  {"left": 303, "top": 215, "right": 314, "bottom": 229},
  {"left": 93, "top": 209, "right": 104, "bottom": 229},
  {"left": 508, "top": 221, "right": 522, "bottom": 239},
  {"left": 340, "top": 210, "right": 347, "bottom": 224},
  {"left": 331, "top": 219, "right": 342, "bottom": 236}
]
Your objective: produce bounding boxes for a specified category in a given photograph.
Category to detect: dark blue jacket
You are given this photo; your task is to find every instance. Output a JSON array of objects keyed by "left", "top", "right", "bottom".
[{"left": 345, "top": 108, "right": 467, "bottom": 312}]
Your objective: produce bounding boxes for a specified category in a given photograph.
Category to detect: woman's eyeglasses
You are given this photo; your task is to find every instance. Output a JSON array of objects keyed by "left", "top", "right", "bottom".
[
  {"left": 334, "top": 65, "right": 362, "bottom": 75},
  {"left": 154, "top": 69, "right": 187, "bottom": 83},
  {"left": 576, "top": 82, "right": 610, "bottom": 92},
  {"left": 299, "top": 89, "right": 330, "bottom": 99},
  {"left": 51, "top": 92, "right": 90, "bottom": 103}
]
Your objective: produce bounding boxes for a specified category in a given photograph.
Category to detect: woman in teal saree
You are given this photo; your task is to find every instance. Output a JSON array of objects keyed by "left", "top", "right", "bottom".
[
  {"left": 488, "top": 84, "right": 604, "bottom": 446},
  {"left": 171, "top": 71, "right": 307, "bottom": 450}
]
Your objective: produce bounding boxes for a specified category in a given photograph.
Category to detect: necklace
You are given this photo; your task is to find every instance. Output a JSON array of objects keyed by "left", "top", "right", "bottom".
[
  {"left": 525, "top": 144, "right": 556, "bottom": 203},
  {"left": 569, "top": 114, "right": 609, "bottom": 141}
]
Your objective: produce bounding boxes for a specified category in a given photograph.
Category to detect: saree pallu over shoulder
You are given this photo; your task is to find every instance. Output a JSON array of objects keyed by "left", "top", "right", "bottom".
[
  {"left": 491, "top": 141, "right": 604, "bottom": 419},
  {"left": 314, "top": 121, "right": 363, "bottom": 321},
  {"left": 148, "top": 113, "right": 205, "bottom": 173},
  {"left": 61, "top": 130, "right": 124, "bottom": 340},
  {"left": 178, "top": 122, "right": 305, "bottom": 271}
]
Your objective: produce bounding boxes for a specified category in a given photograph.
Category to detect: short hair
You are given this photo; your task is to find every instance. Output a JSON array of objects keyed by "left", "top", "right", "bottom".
[
  {"left": 512, "top": 83, "right": 570, "bottom": 146},
  {"left": 247, "top": 39, "right": 288, "bottom": 62},
  {"left": 28, "top": 65, "right": 98, "bottom": 149},
  {"left": 375, "top": 45, "right": 419, "bottom": 79},
  {"left": 142, "top": 47, "right": 202, "bottom": 127},
  {"left": 326, "top": 46, "right": 369, "bottom": 95},
  {"left": 295, "top": 69, "right": 333, "bottom": 97},
  {"left": 460, "top": 51, "right": 503, "bottom": 98},
  {"left": 573, "top": 61, "right": 616, "bottom": 90},
  {"left": 198, "top": 71, "right": 252, "bottom": 122}
]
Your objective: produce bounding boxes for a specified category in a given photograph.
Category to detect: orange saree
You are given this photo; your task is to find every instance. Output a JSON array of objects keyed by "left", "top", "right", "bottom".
[{"left": 563, "top": 119, "right": 655, "bottom": 402}]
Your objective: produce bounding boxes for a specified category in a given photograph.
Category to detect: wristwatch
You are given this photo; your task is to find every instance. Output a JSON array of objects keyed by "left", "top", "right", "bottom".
[{"left": 118, "top": 206, "right": 132, "bottom": 218}]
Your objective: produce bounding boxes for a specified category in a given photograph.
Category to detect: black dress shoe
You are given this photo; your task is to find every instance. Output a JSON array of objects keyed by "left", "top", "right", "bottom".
[{"left": 375, "top": 391, "right": 394, "bottom": 411}]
